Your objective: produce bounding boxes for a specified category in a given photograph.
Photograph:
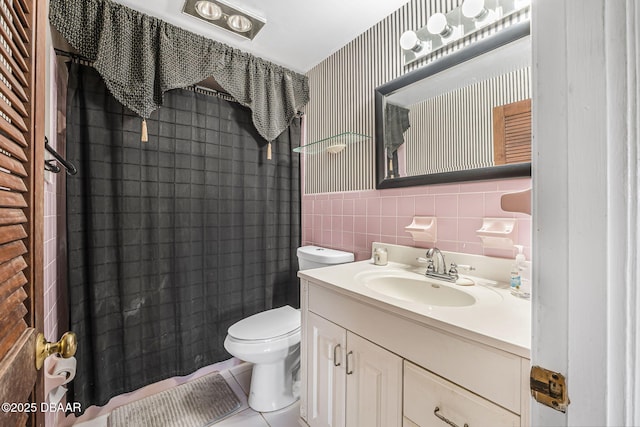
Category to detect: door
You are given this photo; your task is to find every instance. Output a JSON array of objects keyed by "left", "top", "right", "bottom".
[
  {"left": 0, "top": 0, "right": 46, "bottom": 426},
  {"left": 532, "top": 1, "right": 640, "bottom": 425},
  {"left": 345, "top": 331, "right": 402, "bottom": 427},
  {"left": 306, "top": 312, "right": 347, "bottom": 427}
]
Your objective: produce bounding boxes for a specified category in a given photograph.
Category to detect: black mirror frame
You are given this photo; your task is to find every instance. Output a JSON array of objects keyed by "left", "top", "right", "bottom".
[{"left": 375, "top": 21, "right": 531, "bottom": 189}]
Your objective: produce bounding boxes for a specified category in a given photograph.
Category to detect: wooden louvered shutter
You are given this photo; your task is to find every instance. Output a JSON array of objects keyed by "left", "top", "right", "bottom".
[
  {"left": 0, "top": 0, "right": 45, "bottom": 425},
  {"left": 493, "top": 98, "right": 532, "bottom": 165}
]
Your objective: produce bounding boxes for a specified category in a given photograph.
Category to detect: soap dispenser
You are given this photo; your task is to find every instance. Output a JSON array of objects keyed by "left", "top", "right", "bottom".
[{"left": 510, "top": 245, "right": 530, "bottom": 299}]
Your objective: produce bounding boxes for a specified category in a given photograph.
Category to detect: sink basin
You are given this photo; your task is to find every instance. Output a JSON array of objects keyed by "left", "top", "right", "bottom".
[{"left": 356, "top": 271, "right": 476, "bottom": 307}]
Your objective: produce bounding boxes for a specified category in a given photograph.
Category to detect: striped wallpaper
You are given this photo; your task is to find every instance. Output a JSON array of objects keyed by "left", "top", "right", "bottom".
[{"left": 304, "top": 0, "right": 529, "bottom": 194}]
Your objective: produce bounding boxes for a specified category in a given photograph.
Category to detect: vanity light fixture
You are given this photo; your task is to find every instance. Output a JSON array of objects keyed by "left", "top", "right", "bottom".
[
  {"left": 400, "top": 30, "right": 427, "bottom": 53},
  {"left": 462, "top": 0, "right": 489, "bottom": 20},
  {"left": 426, "top": 13, "right": 453, "bottom": 37},
  {"left": 183, "top": 0, "right": 266, "bottom": 40},
  {"left": 514, "top": 0, "right": 532, "bottom": 9},
  {"left": 426, "top": 12, "right": 463, "bottom": 42},
  {"left": 462, "top": 0, "right": 498, "bottom": 28},
  {"left": 400, "top": 0, "right": 530, "bottom": 65}
]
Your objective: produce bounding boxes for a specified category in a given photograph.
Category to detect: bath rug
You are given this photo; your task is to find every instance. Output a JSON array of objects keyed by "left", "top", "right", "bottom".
[{"left": 107, "top": 373, "right": 241, "bottom": 427}]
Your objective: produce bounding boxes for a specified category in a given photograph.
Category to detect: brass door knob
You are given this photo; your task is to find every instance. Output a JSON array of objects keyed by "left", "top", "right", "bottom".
[{"left": 35, "top": 331, "right": 77, "bottom": 370}]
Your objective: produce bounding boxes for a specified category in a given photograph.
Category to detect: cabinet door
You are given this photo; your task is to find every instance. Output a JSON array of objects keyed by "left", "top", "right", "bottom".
[
  {"left": 404, "top": 361, "right": 520, "bottom": 427},
  {"left": 307, "top": 312, "right": 347, "bottom": 427},
  {"left": 346, "top": 332, "right": 403, "bottom": 427}
]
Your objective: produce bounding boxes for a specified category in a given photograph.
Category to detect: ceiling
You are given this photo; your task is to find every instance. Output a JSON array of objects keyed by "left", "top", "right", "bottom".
[{"left": 112, "top": 0, "right": 412, "bottom": 73}]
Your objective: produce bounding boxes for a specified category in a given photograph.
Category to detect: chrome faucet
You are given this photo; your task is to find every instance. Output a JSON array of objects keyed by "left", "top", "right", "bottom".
[
  {"left": 419, "top": 248, "right": 476, "bottom": 283},
  {"left": 426, "top": 247, "right": 447, "bottom": 275},
  {"left": 424, "top": 247, "right": 457, "bottom": 282}
]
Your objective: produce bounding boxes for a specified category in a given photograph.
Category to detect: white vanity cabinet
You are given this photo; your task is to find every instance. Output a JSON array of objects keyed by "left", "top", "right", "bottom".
[
  {"left": 304, "top": 311, "right": 402, "bottom": 427},
  {"left": 299, "top": 277, "right": 530, "bottom": 427}
]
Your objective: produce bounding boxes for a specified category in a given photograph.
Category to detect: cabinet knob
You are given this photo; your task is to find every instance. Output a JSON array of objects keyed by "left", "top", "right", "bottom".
[{"left": 346, "top": 351, "right": 354, "bottom": 375}]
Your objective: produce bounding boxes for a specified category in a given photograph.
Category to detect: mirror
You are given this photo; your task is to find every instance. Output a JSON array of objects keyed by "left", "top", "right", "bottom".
[{"left": 375, "top": 22, "right": 531, "bottom": 189}]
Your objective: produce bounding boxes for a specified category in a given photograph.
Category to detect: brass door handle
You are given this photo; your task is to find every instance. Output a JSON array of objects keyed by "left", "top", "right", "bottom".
[{"left": 35, "top": 332, "right": 77, "bottom": 370}]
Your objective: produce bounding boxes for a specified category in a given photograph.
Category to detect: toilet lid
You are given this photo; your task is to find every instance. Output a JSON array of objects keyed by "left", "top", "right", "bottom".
[{"left": 228, "top": 305, "right": 301, "bottom": 341}]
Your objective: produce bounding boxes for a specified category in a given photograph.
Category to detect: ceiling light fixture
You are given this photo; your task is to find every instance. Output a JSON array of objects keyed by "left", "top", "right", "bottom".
[
  {"left": 195, "top": 1, "right": 222, "bottom": 20},
  {"left": 227, "top": 14, "right": 252, "bottom": 33},
  {"left": 182, "top": 0, "right": 266, "bottom": 40}
]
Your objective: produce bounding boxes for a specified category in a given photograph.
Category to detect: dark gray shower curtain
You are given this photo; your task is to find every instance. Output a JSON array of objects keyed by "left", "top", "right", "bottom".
[{"left": 65, "top": 64, "right": 301, "bottom": 410}]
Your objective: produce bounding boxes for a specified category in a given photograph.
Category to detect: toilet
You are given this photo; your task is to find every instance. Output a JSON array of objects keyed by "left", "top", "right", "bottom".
[{"left": 224, "top": 245, "right": 354, "bottom": 412}]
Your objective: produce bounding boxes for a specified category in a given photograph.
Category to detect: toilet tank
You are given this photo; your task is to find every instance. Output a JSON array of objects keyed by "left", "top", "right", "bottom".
[{"left": 297, "top": 246, "right": 354, "bottom": 270}]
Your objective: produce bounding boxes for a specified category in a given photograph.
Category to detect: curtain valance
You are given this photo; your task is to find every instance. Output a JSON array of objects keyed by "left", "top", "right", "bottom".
[{"left": 49, "top": 0, "right": 309, "bottom": 142}]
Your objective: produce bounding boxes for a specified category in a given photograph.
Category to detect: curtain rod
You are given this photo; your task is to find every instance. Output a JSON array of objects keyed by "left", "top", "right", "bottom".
[
  {"left": 188, "top": 85, "right": 238, "bottom": 104},
  {"left": 54, "top": 48, "right": 304, "bottom": 117},
  {"left": 55, "top": 48, "right": 93, "bottom": 65},
  {"left": 188, "top": 85, "right": 304, "bottom": 117}
]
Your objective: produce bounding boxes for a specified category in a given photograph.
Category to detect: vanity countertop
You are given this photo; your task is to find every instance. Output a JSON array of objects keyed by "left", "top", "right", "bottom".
[{"left": 299, "top": 259, "right": 531, "bottom": 359}]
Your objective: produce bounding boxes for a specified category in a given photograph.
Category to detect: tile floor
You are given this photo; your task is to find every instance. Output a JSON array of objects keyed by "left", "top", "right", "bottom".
[{"left": 72, "top": 362, "right": 301, "bottom": 427}]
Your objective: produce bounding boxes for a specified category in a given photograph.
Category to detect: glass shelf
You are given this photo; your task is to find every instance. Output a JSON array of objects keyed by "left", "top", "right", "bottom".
[{"left": 293, "top": 131, "right": 371, "bottom": 155}]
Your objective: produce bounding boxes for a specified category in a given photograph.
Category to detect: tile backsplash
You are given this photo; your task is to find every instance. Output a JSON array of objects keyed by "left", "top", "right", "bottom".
[{"left": 302, "top": 178, "right": 531, "bottom": 261}]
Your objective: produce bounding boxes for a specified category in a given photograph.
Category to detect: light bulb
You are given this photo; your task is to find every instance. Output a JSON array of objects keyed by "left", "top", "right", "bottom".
[
  {"left": 194, "top": 1, "right": 222, "bottom": 20},
  {"left": 426, "top": 13, "right": 452, "bottom": 37},
  {"left": 228, "top": 14, "right": 252, "bottom": 33},
  {"left": 400, "top": 31, "right": 422, "bottom": 52},
  {"left": 462, "top": 0, "right": 488, "bottom": 19}
]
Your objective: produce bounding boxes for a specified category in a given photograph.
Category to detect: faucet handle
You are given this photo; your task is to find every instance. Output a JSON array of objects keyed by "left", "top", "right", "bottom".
[
  {"left": 426, "top": 259, "right": 435, "bottom": 273},
  {"left": 448, "top": 262, "right": 458, "bottom": 275},
  {"left": 449, "top": 262, "right": 475, "bottom": 277},
  {"left": 416, "top": 257, "right": 436, "bottom": 272}
]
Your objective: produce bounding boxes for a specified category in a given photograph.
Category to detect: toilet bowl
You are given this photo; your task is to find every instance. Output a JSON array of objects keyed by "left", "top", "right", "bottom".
[
  {"left": 224, "top": 246, "right": 354, "bottom": 412},
  {"left": 224, "top": 306, "right": 301, "bottom": 412}
]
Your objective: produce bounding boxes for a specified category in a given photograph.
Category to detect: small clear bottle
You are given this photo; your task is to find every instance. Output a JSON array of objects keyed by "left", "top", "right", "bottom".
[
  {"left": 510, "top": 245, "right": 530, "bottom": 299},
  {"left": 509, "top": 264, "right": 521, "bottom": 295}
]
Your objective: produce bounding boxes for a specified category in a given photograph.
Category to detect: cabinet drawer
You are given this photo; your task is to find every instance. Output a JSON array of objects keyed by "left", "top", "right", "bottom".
[{"left": 404, "top": 361, "right": 519, "bottom": 427}]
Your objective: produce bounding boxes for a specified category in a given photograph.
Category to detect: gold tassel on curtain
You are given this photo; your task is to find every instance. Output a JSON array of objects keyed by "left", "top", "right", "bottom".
[
  {"left": 141, "top": 118, "right": 148, "bottom": 142},
  {"left": 267, "top": 142, "right": 272, "bottom": 160}
]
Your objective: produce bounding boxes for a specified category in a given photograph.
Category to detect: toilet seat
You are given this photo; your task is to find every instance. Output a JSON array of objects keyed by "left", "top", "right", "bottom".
[{"left": 227, "top": 305, "right": 300, "bottom": 342}]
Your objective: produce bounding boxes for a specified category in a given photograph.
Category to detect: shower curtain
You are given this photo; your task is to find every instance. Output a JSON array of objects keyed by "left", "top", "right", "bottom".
[{"left": 65, "top": 64, "right": 301, "bottom": 409}]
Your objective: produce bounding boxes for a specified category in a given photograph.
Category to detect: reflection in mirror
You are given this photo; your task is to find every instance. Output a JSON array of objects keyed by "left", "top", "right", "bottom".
[{"left": 375, "top": 22, "right": 531, "bottom": 188}]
